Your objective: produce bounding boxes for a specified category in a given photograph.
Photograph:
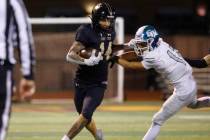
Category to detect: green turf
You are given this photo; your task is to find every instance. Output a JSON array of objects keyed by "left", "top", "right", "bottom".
[{"left": 7, "top": 101, "right": 210, "bottom": 140}]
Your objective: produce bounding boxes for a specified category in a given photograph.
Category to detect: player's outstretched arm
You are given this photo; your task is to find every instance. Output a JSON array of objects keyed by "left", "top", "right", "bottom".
[
  {"left": 185, "top": 55, "right": 209, "bottom": 68},
  {"left": 118, "top": 58, "right": 144, "bottom": 69},
  {"left": 111, "top": 37, "right": 129, "bottom": 53},
  {"left": 112, "top": 44, "right": 131, "bottom": 53},
  {"left": 108, "top": 52, "right": 143, "bottom": 69}
]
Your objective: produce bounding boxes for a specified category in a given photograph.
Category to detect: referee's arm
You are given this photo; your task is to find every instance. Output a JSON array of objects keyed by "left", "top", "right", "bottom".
[{"left": 10, "top": 0, "right": 35, "bottom": 80}]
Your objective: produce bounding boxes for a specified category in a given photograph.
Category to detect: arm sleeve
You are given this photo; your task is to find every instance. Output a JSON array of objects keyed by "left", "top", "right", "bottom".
[
  {"left": 11, "top": 0, "right": 35, "bottom": 80},
  {"left": 184, "top": 58, "right": 208, "bottom": 68}
]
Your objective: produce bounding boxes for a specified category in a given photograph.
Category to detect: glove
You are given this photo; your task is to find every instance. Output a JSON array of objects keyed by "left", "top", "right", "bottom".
[
  {"left": 84, "top": 50, "right": 103, "bottom": 66},
  {"left": 108, "top": 55, "right": 119, "bottom": 68},
  {"left": 127, "top": 39, "right": 137, "bottom": 49}
]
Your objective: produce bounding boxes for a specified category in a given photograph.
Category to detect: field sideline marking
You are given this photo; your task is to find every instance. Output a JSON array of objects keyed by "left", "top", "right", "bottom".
[
  {"left": 98, "top": 105, "right": 160, "bottom": 111},
  {"left": 98, "top": 105, "right": 210, "bottom": 112},
  {"left": 12, "top": 104, "right": 210, "bottom": 112},
  {"left": 178, "top": 115, "right": 210, "bottom": 120}
]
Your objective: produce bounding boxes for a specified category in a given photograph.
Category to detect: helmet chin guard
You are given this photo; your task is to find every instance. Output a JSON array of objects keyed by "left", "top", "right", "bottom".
[
  {"left": 134, "top": 42, "right": 149, "bottom": 56},
  {"left": 128, "top": 39, "right": 148, "bottom": 57}
]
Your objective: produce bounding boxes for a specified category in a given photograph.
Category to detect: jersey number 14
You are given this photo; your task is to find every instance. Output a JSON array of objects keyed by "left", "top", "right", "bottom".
[{"left": 100, "top": 42, "right": 112, "bottom": 60}]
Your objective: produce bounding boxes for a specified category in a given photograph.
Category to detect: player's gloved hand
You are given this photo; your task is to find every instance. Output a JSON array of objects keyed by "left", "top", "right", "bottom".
[
  {"left": 127, "top": 39, "right": 137, "bottom": 48},
  {"left": 108, "top": 55, "right": 119, "bottom": 68},
  {"left": 84, "top": 50, "right": 103, "bottom": 66}
]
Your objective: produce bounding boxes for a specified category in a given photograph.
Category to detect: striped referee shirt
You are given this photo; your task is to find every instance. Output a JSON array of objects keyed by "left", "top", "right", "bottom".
[{"left": 0, "top": 0, "right": 35, "bottom": 79}]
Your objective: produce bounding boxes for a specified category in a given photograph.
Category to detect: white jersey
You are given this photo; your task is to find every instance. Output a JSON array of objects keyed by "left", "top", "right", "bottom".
[{"left": 141, "top": 39, "right": 196, "bottom": 95}]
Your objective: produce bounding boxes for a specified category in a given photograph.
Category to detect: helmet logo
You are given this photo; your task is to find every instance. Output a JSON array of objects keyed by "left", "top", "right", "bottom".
[{"left": 146, "top": 30, "right": 158, "bottom": 39}]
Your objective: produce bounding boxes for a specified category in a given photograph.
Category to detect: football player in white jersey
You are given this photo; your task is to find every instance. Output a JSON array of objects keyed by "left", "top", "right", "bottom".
[{"left": 112, "top": 25, "right": 210, "bottom": 140}]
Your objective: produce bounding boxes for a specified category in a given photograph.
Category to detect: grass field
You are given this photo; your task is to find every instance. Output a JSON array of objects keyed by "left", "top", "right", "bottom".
[{"left": 7, "top": 101, "right": 210, "bottom": 140}]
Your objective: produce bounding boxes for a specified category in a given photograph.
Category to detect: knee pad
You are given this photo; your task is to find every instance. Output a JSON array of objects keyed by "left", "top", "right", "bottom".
[
  {"left": 152, "top": 106, "right": 173, "bottom": 125},
  {"left": 82, "top": 109, "right": 93, "bottom": 122},
  {"left": 152, "top": 112, "right": 165, "bottom": 125}
]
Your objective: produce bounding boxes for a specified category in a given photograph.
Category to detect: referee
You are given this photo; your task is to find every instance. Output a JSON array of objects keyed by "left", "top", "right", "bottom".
[{"left": 0, "top": 0, "right": 36, "bottom": 140}]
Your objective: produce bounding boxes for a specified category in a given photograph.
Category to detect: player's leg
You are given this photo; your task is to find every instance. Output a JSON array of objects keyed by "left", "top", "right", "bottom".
[
  {"left": 143, "top": 93, "right": 192, "bottom": 140},
  {"left": 82, "top": 85, "right": 105, "bottom": 140},
  {"left": 62, "top": 118, "right": 103, "bottom": 140},
  {"left": 62, "top": 85, "right": 87, "bottom": 140},
  {"left": 62, "top": 84, "right": 105, "bottom": 140},
  {"left": 66, "top": 114, "right": 89, "bottom": 139},
  {"left": 184, "top": 78, "right": 210, "bottom": 109},
  {"left": 188, "top": 95, "right": 210, "bottom": 109},
  {"left": 86, "top": 119, "right": 104, "bottom": 140},
  {"left": 0, "top": 67, "right": 13, "bottom": 140},
  {"left": 61, "top": 114, "right": 88, "bottom": 140},
  {"left": 85, "top": 119, "right": 97, "bottom": 137}
]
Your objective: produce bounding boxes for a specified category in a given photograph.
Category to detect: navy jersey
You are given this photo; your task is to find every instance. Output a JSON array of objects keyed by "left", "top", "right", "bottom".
[{"left": 75, "top": 24, "right": 116, "bottom": 84}]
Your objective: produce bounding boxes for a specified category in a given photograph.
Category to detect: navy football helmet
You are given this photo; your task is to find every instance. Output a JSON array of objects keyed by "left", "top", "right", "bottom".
[{"left": 91, "top": 2, "right": 115, "bottom": 31}]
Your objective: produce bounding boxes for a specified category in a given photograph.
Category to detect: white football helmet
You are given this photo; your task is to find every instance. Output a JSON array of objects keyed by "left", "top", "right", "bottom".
[{"left": 130, "top": 25, "right": 160, "bottom": 56}]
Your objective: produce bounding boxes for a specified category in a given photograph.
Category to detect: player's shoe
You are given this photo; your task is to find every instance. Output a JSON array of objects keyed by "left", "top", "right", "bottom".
[
  {"left": 206, "top": 97, "right": 210, "bottom": 106},
  {"left": 197, "top": 96, "right": 210, "bottom": 107},
  {"left": 61, "top": 135, "right": 70, "bottom": 140},
  {"left": 96, "top": 129, "right": 104, "bottom": 140}
]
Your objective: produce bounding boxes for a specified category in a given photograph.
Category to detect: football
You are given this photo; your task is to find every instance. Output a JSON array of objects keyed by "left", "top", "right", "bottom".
[{"left": 78, "top": 48, "right": 100, "bottom": 59}]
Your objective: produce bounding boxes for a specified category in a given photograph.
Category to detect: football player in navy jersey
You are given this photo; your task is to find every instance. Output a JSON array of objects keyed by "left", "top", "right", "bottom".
[{"left": 62, "top": 2, "right": 124, "bottom": 140}]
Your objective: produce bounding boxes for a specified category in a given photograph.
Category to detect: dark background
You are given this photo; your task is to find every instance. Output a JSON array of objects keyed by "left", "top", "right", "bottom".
[{"left": 23, "top": 0, "right": 210, "bottom": 35}]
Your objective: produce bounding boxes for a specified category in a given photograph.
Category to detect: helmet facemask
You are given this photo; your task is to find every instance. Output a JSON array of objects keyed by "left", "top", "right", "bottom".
[
  {"left": 133, "top": 40, "right": 149, "bottom": 56},
  {"left": 99, "top": 16, "right": 115, "bottom": 30}
]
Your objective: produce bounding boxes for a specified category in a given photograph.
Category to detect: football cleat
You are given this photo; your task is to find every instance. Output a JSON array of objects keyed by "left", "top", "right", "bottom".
[{"left": 96, "top": 129, "right": 104, "bottom": 140}]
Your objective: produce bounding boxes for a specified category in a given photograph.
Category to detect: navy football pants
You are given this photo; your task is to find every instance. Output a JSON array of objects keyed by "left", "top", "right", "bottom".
[{"left": 74, "top": 83, "right": 105, "bottom": 122}]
